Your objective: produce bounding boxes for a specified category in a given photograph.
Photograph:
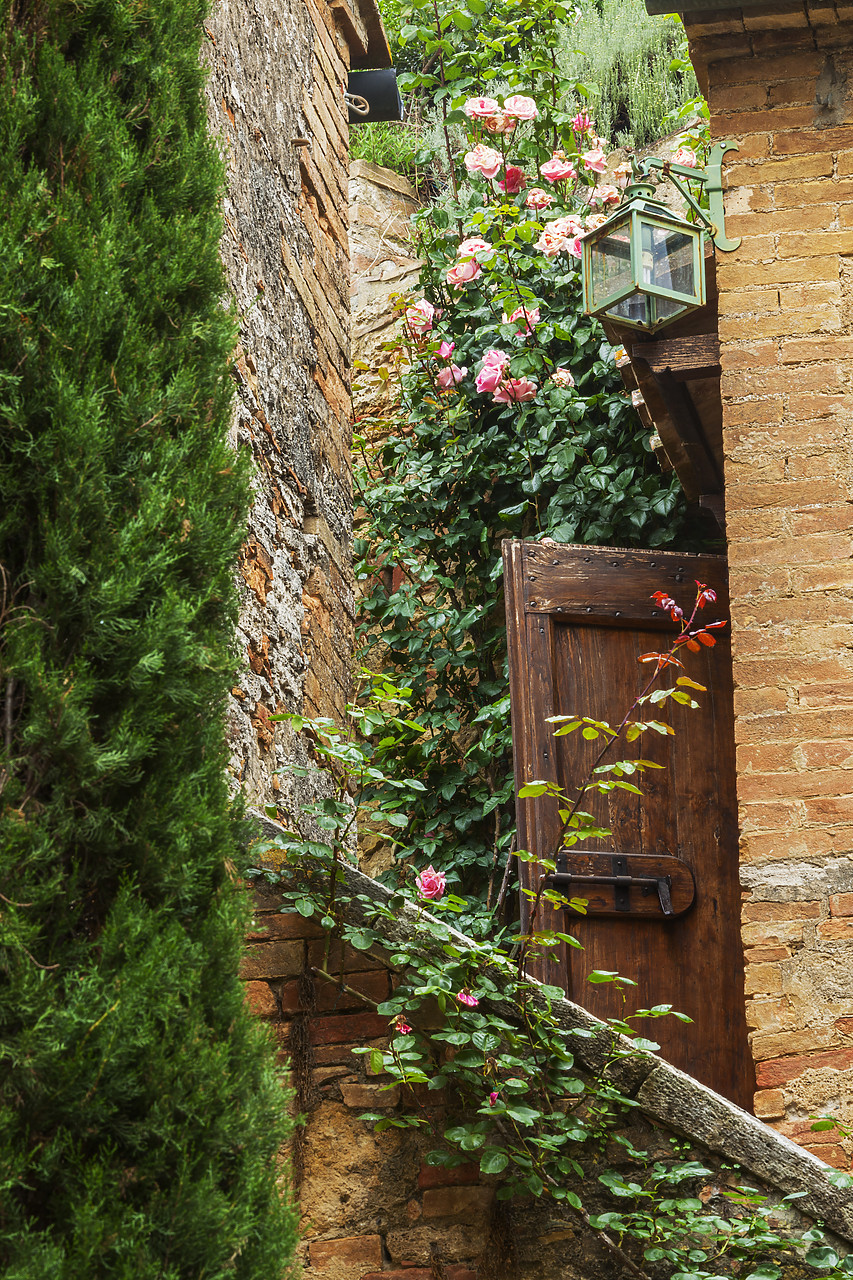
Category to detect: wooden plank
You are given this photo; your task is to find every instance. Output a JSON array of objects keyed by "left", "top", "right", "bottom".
[
  {"left": 629, "top": 333, "right": 721, "bottom": 378},
  {"left": 521, "top": 542, "right": 729, "bottom": 625},
  {"left": 503, "top": 542, "right": 565, "bottom": 990}
]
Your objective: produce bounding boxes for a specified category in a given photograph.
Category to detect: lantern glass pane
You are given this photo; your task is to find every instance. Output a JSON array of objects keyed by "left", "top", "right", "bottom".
[
  {"left": 607, "top": 294, "right": 650, "bottom": 327},
  {"left": 641, "top": 223, "right": 696, "bottom": 300},
  {"left": 590, "top": 225, "right": 633, "bottom": 308},
  {"left": 654, "top": 295, "right": 689, "bottom": 323}
]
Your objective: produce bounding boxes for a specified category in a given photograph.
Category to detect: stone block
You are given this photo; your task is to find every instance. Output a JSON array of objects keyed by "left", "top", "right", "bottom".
[{"left": 829, "top": 893, "right": 853, "bottom": 916}]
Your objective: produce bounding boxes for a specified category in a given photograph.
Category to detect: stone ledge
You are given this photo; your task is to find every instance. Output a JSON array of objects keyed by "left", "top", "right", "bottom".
[
  {"left": 350, "top": 158, "right": 417, "bottom": 200},
  {"left": 248, "top": 809, "right": 853, "bottom": 1241}
]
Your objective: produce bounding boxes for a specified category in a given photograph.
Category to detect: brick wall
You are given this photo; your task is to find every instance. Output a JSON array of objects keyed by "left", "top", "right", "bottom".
[
  {"left": 684, "top": 0, "right": 853, "bottom": 1154},
  {"left": 241, "top": 863, "right": 853, "bottom": 1280},
  {"left": 203, "top": 0, "right": 387, "bottom": 814}
]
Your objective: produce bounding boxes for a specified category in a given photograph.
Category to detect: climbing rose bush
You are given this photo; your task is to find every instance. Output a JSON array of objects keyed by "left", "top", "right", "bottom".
[{"left": 356, "top": 9, "right": 700, "bottom": 910}]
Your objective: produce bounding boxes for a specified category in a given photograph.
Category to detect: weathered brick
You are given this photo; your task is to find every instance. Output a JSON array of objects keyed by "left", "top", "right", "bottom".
[
  {"left": 744, "top": 963, "right": 785, "bottom": 996},
  {"left": 718, "top": 255, "right": 838, "bottom": 288},
  {"left": 799, "top": 681, "right": 853, "bottom": 708},
  {"left": 309, "top": 1235, "right": 384, "bottom": 1271},
  {"left": 719, "top": 341, "right": 779, "bottom": 370},
  {"left": 776, "top": 124, "right": 853, "bottom": 155},
  {"left": 751, "top": 1028, "right": 832, "bottom": 1061},
  {"left": 727, "top": 154, "right": 834, "bottom": 186},
  {"left": 756, "top": 1047, "right": 853, "bottom": 1087},
  {"left": 726, "top": 205, "right": 834, "bottom": 237},
  {"left": 829, "top": 892, "right": 853, "bottom": 916},
  {"left": 339, "top": 1080, "right": 400, "bottom": 1108},
  {"left": 768, "top": 77, "right": 815, "bottom": 107},
  {"left": 775, "top": 176, "right": 853, "bottom": 208},
  {"left": 421, "top": 1186, "right": 494, "bottom": 1219},
  {"left": 309, "top": 1011, "right": 392, "bottom": 1045},
  {"left": 804, "top": 794, "right": 853, "bottom": 824},
  {"left": 242, "top": 979, "right": 279, "bottom": 1018},
  {"left": 712, "top": 82, "right": 769, "bottom": 110},
  {"left": 239, "top": 939, "right": 304, "bottom": 980},
  {"left": 742, "top": 919, "right": 805, "bottom": 946},
  {"left": 741, "top": 829, "right": 837, "bottom": 863},
  {"left": 792, "top": 504, "right": 853, "bottom": 535},
  {"left": 778, "top": 229, "right": 853, "bottom": 258},
  {"left": 817, "top": 918, "right": 853, "bottom": 940},
  {"left": 754, "top": 1088, "right": 786, "bottom": 1118},
  {"left": 418, "top": 1163, "right": 481, "bottom": 1190},
  {"left": 280, "top": 968, "right": 390, "bottom": 1014},
  {"left": 743, "top": 901, "right": 821, "bottom": 921},
  {"left": 246, "top": 910, "right": 325, "bottom": 941}
]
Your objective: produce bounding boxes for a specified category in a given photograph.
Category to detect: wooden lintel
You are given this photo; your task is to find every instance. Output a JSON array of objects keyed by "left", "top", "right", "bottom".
[{"left": 629, "top": 333, "right": 721, "bottom": 379}]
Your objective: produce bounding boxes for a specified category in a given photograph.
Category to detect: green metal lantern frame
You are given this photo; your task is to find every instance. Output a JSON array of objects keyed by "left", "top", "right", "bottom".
[{"left": 582, "top": 141, "right": 741, "bottom": 334}]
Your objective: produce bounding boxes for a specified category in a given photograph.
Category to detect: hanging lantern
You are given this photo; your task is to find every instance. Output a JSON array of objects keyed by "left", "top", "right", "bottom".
[
  {"left": 582, "top": 181, "right": 705, "bottom": 333},
  {"left": 582, "top": 142, "right": 741, "bottom": 334}
]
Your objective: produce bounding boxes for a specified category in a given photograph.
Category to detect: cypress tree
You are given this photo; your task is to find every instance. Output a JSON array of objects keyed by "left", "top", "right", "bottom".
[{"left": 0, "top": 0, "right": 298, "bottom": 1273}]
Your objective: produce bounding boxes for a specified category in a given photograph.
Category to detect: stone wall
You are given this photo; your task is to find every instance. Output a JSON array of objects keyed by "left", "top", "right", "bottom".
[
  {"left": 203, "top": 0, "right": 388, "bottom": 813},
  {"left": 683, "top": 0, "right": 853, "bottom": 1151},
  {"left": 243, "top": 818, "right": 853, "bottom": 1280},
  {"left": 349, "top": 160, "right": 421, "bottom": 420}
]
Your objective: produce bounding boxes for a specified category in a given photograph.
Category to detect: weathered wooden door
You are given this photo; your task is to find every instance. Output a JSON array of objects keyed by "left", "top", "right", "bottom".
[{"left": 504, "top": 541, "right": 754, "bottom": 1109}]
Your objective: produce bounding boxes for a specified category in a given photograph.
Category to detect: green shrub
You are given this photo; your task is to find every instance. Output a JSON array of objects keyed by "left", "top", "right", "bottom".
[
  {"left": 0, "top": 0, "right": 298, "bottom": 1273},
  {"left": 561, "top": 0, "right": 700, "bottom": 149}
]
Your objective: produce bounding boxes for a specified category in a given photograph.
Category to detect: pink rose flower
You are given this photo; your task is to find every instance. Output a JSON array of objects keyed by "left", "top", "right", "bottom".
[
  {"left": 673, "top": 145, "right": 698, "bottom": 168},
  {"left": 540, "top": 154, "right": 577, "bottom": 183},
  {"left": 567, "top": 236, "right": 584, "bottom": 259},
  {"left": 584, "top": 212, "right": 607, "bottom": 231},
  {"left": 475, "top": 349, "right": 510, "bottom": 394},
  {"left": 493, "top": 376, "right": 537, "bottom": 403},
  {"left": 550, "top": 214, "right": 584, "bottom": 238},
  {"left": 464, "top": 96, "right": 500, "bottom": 119},
  {"left": 405, "top": 298, "right": 434, "bottom": 335},
  {"left": 592, "top": 184, "right": 620, "bottom": 207},
  {"left": 464, "top": 144, "right": 503, "bottom": 180},
  {"left": 498, "top": 166, "right": 527, "bottom": 194},
  {"left": 457, "top": 236, "right": 491, "bottom": 258},
  {"left": 482, "top": 112, "right": 516, "bottom": 135},
  {"left": 488, "top": 1091, "right": 499, "bottom": 1106},
  {"left": 436, "top": 363, "right": 467, "bottom": 389},
  {"left": 525, "top": 186, "right": 554, "bottom": 210},
  {"left": 446, "top": 259, "right": 482, "bottom": 288},
  {"left": 571, "top": 109, "right": 592, "bottom": 134},
  {"left": 583, "top": 147, "right": 607, "bottom": 174},
  {"left": 551, "top": 367, "right": 575, "bottom": 388},
  {"left": 613, "top": 161, "right": 633, "bottom": 188},
  {"left": 438, "top": 340, "right": 455, "bottom": 359},
  {"left": 395, "top": 1018, "right": 413, "bottom": 1035},
  {"left": 457, "top": 990, "right": 479, "bottom": 1007},
  {"left": 535, "top": 228, "right": 563, "bottom": 257},
  {"left": 415, "top": 865, "right": 446, "bottom": 900},
  {"left": 504, "top": 304, "right": 540, "bottom": 333},
  {"left": 502, "top": 93, "right": 537, "bottom": 121}
]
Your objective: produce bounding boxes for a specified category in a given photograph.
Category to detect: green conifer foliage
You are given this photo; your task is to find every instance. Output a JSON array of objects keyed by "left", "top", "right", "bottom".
[{"left": 0, "top": 0, "right": 298, "bottom": 1273}]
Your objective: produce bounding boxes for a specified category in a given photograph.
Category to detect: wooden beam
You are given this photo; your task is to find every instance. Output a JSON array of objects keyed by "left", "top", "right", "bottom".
[{"left": 629, "top": 333, "right": 721, "bottom": 379}]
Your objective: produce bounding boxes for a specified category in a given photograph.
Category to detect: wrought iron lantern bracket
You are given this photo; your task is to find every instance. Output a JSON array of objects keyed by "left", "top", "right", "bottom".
[{"left": 634, "top": 140, "right": 741, "bottom": 252}]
